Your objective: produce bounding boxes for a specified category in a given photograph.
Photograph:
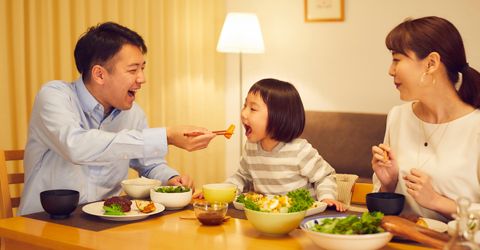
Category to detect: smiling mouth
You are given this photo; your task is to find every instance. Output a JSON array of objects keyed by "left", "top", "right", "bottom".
[{"left": 128, "top": 89, "right": 137, "bottom": 97}]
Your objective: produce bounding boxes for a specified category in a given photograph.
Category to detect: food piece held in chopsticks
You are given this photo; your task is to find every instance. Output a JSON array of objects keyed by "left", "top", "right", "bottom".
[{"left": 224, "top": 124, "right": 235, "bottom": 139}]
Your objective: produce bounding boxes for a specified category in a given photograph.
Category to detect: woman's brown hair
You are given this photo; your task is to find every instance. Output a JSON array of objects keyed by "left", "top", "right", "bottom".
[{"left": 386, "top": 16, "right": 480, "bottom": 108}]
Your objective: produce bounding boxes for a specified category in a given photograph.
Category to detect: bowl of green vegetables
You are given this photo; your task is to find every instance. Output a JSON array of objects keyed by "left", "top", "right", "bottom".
[
  {"left": 150, "top": 186, "right": 192, "bottom": 210},
  {"left": 243, "top": 189, "right": 313, "bottom": 236},
  {"left": 300, "top": 212, "right": 392, "bottom": 250}
]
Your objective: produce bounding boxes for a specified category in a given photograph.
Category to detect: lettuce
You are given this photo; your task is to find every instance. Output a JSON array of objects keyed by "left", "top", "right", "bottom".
[
  {"left": 287, "top": 189, "right": 314, "bottom": 212},
  {"left": 103, "top": 204, "right": 125, "bottom": 215},
  {"left": 311, "top": 212, "right": 385, "bottom": 234}
]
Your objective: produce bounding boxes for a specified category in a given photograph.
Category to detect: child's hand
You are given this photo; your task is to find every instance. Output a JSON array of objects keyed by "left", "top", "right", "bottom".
[{"left": 321, "top": 199, "right": 347, "bottom": 212}]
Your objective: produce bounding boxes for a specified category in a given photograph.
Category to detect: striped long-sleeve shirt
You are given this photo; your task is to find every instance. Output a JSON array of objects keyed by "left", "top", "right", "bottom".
[{"left": 226, "top": 138, "right": 337, "bottom": 201}]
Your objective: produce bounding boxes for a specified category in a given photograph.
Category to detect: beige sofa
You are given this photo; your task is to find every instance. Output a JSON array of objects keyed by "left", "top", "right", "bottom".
[{"left": 300, "top": 111, "right": 387, "bottom": 204}]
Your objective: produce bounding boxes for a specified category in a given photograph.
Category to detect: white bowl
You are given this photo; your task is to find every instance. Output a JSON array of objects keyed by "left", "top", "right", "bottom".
[
  {"left": 301, "top": 216, "right": 393, "bottom": 250},
  {"left": 150, "top": 186, "right": 192, "bottom": 210},
  {"left": 244, "top": 208, "right": 306, "bottom": 236},
  {"left": 121, "top": 178, "right": 161, "bottom": 199}
]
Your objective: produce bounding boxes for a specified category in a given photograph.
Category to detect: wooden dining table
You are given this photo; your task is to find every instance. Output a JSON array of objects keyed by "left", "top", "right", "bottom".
[{"left": 0, "top": 202, "right": 435, "bottom": 250}]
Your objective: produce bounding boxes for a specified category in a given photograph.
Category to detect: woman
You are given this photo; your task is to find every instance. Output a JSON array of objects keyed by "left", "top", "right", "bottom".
[{"left": 371, "top": 16, "right": 480, "bottom": 222}]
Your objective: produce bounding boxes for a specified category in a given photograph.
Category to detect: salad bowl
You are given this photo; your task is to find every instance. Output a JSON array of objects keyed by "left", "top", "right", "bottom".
[
  {"left": 150, "top": 186, "right": 192, "bottom": 210},
  {"left": 241, "top": 189, "right": 316, "bottom": 236},
  {"left": 300, "top": 214, "right": 392, "bottom": 250},
  {"left": 245, "top": 208, "right": 306, "bottom": 236},
  {"left": 234, "top": 198, "right": 327, "bottom": 217}
]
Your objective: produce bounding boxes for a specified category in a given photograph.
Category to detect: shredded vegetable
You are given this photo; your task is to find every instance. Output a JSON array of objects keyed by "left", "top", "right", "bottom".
[
  {"left": 238, "top": 188, "right": 314, "bottom": 213},
  {"left": 311, "top": 212, "right": 385, "bottom": 234}
]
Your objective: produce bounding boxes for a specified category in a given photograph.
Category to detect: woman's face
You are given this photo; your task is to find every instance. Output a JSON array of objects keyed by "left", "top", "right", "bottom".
[
  {"left": 241, "top": 92, "right": 269, "bottom": 143},
  {"left": 388, "top": 50, "right": 428, "bottom": 101}
]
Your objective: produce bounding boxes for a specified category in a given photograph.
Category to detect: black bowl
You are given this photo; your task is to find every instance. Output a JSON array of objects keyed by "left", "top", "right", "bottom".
[
  {"left": 366, "top": 192, "right": 405, "bottom": 215},
  {"left": 40, "top": 189, "right": 79, "bottom": 219}
]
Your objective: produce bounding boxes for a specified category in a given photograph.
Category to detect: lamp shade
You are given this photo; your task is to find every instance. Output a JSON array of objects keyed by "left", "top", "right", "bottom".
[{"left": 217, "top": 12, "right": 264, "bottom": 54}]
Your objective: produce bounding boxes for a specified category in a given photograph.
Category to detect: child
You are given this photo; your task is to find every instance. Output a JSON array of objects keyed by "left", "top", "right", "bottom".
[{"left": 226, "top": 78, "right": 345, "bottom": 211}]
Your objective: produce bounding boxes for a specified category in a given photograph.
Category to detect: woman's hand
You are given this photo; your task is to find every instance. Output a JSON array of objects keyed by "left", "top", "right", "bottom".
[
  {"left": 403, "top": 168, "right": 437, "bottom": 208},
  {"left": 321, "top": 199, "right": 347, "bottom": 212},
  {"left": 403, "top": 168, "right": 456, "bottom": 218},
  {"left": 371, "top": 144, "right": 399, "bottom": 192}
]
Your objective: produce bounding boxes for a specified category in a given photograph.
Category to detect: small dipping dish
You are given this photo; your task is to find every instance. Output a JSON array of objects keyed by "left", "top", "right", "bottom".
[{"left": 193, "top": 201, "right": 228, "bottom": 226}]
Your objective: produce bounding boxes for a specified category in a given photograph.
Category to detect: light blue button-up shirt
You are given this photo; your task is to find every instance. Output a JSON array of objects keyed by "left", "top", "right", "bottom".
[{"left": 18, "top": 78, "right": 178, "bottom": 215}]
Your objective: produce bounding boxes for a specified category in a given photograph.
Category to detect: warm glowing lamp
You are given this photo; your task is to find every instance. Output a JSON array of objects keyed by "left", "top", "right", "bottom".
[{"left": 216, "top": 12, "right": 265, "bottom": 156}]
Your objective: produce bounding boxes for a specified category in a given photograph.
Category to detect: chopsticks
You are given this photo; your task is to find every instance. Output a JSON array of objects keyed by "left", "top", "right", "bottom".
[
  {"left": 183, "top": 130, "right": 228, "bottom": 137},
  {"left": 183, "top": 124, "right": 235, "bottom": 139}
]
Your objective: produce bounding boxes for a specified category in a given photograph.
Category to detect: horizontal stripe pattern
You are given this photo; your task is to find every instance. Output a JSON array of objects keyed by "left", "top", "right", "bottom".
[{"left": 226, "top": 138, "right": 337, "bottom": 200}]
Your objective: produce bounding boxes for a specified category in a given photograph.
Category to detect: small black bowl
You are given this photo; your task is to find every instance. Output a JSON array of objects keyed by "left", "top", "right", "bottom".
[
  {"left": 40, "top": 189, "right": 79, "bottom": 219},
  {"left": 366, "top": 192, "right": 405, "bottom": 215}
]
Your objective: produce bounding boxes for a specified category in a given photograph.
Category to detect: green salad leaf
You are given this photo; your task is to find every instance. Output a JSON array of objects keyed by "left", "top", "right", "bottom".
[
  {"left": 287, "top": 189, "right": 314, "bottom": 212},
  {"left": 311, "top": 212, "right": 385, "bottom": 234},
  {"left": 244, "top": 198, "right": 260, "bottom": 211},
  {"left": 236, "top": 193, "right": 246, "bottom": 203},
  {"left": 155, "top": 186, "right": 190, "bottom": 193},
  {"left": 103, "top": 204, "right": 125, "bottom": 215}
]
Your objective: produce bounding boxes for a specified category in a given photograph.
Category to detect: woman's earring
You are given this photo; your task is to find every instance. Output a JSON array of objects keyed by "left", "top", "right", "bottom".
[{"left": 420, "top": 72, "right": 426, "bottom": 84}]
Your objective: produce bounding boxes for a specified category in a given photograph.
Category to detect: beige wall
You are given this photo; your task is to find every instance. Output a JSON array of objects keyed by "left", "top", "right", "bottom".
[{"left": 223, "top": 0, "right": 480, "bottom": 176}]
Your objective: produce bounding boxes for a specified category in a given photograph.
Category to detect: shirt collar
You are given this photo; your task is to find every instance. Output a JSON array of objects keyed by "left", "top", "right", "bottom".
[{"left": 74, "top": 77, "right": 122, "bottom": 121}]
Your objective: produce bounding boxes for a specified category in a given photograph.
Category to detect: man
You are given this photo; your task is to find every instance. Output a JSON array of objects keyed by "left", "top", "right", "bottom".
[{"left": 18, "top": 22, "right": 216, "bottom": 215}]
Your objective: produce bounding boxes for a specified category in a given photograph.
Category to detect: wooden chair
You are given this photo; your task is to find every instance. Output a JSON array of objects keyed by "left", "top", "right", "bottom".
[{"left": 0, "top": 149, "right": 25, "bottom": 218}]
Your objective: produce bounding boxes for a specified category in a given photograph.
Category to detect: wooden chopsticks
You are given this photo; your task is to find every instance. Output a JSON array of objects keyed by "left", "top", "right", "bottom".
[
  {"left": 183, "top": 124, "right": 235, "bottom": 139},
  {"left": 183, "top": 130, "right": 228, "bottom": 137}
]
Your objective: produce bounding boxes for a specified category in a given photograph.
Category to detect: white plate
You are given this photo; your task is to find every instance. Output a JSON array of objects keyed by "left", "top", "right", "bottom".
[
  {"left": 419, "top": 217, "right": 448, "bottom": 233},
  {"left": 82, "top": 201, "right": 165, "bottom": 221},
  {"left": 233, "top": 200, "right": 327, "bottom": 216}
]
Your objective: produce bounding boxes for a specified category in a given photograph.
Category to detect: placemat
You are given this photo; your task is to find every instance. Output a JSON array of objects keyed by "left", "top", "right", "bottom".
[
  {"left": 23, "top": 202, "right": 246, "bottom": 232},
  {"left": 23, "top": 202, "right": 357, "bottom": 232}
]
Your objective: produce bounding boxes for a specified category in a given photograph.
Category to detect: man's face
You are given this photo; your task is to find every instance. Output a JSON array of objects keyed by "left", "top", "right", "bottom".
[{"left": 99, "top": 44, "right": 146, "bottom": 113}]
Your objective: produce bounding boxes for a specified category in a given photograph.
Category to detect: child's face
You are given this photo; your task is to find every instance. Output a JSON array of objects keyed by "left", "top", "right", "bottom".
[{"left": 241, "top": 92, "right": 269, "bottom": 143}]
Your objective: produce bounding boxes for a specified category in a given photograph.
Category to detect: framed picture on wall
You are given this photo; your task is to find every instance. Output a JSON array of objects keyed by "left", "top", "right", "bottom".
[{"left": 304, "top": 0, "right": 344, "bottom": 22}]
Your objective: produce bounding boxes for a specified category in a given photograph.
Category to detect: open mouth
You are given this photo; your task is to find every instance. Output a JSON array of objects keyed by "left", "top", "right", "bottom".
[
  {"left": 244, "top": 124, "right": 252, "bottom": 136},
  {"left": 128, "top": 89, "right": 137, "bottom": 97}
]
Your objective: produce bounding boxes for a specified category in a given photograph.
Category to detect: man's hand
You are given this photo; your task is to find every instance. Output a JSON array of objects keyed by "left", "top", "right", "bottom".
[
  {"left": 168, "top": 175, "right": 195, "bottom": 193},
  {"left": 166, "top": 126, "right": 216, "bottom": 151}
]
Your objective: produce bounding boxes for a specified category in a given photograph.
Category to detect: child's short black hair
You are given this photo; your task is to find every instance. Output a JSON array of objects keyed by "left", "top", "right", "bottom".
[{"left": 248, "top": 78, "right": 305, "bottom": 142}]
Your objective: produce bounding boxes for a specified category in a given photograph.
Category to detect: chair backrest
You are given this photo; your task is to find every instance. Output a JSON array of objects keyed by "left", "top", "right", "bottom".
[
  {"left": 0, "top": 149, "right": 25, "bottom": 218},
  {"left": 301, "top": 111, "right": 387, "bottom": 183}
]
